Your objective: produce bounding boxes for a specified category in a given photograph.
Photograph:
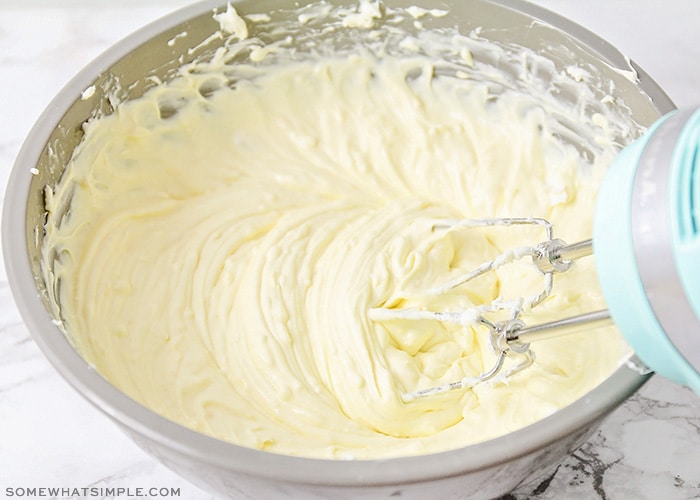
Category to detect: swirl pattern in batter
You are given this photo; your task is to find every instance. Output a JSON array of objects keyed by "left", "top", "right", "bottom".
[{"left": 42, "top": 17, "right": 631, "bottom": 458}]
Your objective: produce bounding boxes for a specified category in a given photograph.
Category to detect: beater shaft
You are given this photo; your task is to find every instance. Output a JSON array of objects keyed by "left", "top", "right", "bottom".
[
  {"left": 534, "top": 238, "right": 593, "bottom": 273},
  {"left": 506, "top": 309, "right": 612, "bottom": 345}
]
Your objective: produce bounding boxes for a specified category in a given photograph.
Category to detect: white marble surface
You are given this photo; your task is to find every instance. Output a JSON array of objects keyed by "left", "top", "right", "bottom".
[{"left": 1, "top": 1, "right": 699, "bottom": 499}]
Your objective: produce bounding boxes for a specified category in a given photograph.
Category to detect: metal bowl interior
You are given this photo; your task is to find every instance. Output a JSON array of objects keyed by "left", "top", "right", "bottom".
[{"left": 2, "top": 0, "right": 674, "bottom": 498}]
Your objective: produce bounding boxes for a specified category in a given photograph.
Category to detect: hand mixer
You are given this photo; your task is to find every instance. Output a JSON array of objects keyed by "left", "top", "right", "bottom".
[{"left": 377, "top": 108, "right": 700, "bottom": 400}]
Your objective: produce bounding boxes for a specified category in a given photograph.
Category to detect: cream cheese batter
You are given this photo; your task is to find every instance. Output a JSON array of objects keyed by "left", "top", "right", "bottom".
[{"left": 42, "top": 2, "right": 633, "bottom": 459}]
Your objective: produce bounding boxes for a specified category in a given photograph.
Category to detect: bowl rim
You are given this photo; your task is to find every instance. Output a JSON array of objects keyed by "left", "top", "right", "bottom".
[{"left": 2, "top": 0, "right": 673, "bottom": 487}]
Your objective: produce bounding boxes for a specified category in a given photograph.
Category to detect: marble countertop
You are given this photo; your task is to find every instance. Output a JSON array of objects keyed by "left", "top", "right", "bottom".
[{"left": 1, "top": 1, "right": 699, "bottom": 499}]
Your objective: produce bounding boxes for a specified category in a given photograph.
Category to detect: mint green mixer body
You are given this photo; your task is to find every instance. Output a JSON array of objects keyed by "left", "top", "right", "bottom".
[{"left": 594, "top": 108, "right": 700, "bottom": 394}]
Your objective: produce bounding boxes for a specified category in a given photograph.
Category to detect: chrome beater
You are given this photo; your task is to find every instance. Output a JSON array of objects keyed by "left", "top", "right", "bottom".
[{"left": 370, "top": 217, "right": 613, "bottom": 401}]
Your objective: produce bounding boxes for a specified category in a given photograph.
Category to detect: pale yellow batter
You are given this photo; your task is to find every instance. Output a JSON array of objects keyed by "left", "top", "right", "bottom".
[{"left": 42, "top": 3, "right": 632, "bottom": 459}]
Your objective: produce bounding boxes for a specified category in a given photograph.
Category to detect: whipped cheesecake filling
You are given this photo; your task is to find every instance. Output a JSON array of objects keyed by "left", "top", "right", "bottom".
[{"left": 41, "top": 3, "right": 634, "bottom": 459}]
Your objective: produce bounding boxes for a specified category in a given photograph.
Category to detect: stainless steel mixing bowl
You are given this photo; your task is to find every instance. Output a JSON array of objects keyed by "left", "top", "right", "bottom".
[{"left": 2, "top": 0, "right": 674, "bottom": 498}]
